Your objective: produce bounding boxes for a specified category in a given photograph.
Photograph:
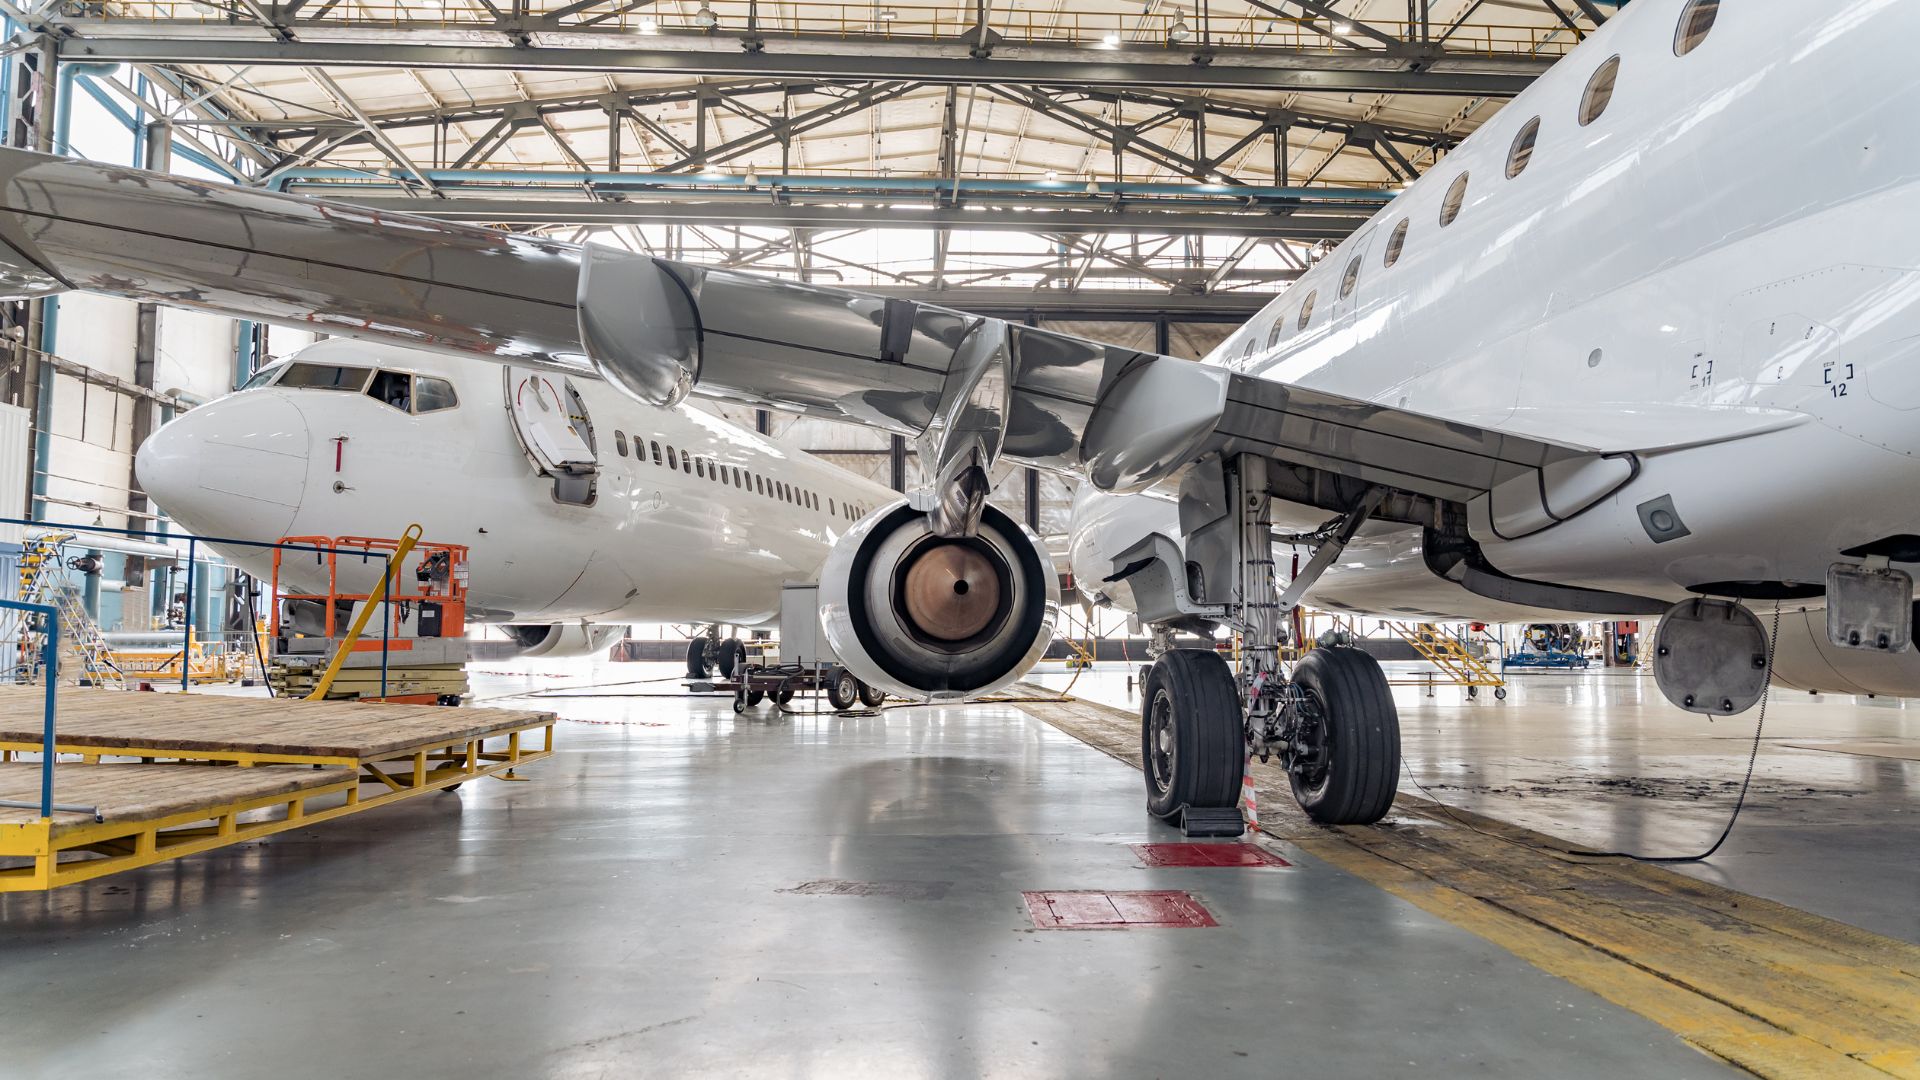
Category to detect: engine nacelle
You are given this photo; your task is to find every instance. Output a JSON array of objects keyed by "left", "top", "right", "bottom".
[
  {"left": 821, "top": 499, "right": 1059, "bottom": 701},
  {"left": 502, "top": 621, "right": 624, "bottom": 659},
  {"left": 1770, "top": 604, "right": 1920, "bottom": 697}
]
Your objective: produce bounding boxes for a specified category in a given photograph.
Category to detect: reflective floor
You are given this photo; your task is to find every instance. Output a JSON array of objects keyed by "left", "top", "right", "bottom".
[
  {"left": 0, "top": 660, "right": 1750, "bottom": 1079},
  {"left": 1032, "top": 661, "right": 1920, "bottom": 944}
]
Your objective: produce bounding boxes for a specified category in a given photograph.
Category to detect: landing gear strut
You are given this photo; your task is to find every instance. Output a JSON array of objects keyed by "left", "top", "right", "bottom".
[{"left": 1139, "top": 456, "right": 1403, "bottom": 832}]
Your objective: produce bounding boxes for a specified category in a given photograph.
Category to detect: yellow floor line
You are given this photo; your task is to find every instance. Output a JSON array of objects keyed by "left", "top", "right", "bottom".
[{"left": 1013, "top": 695, "right": 1920, "bottom": 1080}]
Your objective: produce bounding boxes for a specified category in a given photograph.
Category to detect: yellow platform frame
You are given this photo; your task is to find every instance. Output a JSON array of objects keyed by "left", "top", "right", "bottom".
[{"left": 0, "top": 719, "right": 555, "bottom": 892}]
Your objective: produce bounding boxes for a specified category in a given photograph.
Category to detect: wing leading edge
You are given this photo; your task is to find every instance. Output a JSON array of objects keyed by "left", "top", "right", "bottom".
[{"left": 0, "top": 147, "right": 1628, "bottom": 537}]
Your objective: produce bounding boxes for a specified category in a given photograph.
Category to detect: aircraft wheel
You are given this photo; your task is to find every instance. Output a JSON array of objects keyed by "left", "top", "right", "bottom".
[
  {"left": 1140, "top": 649, "right": 1244, "bottom": 821},
  {"left": 1286, "top": 647, "right": 1401, "bottom": 825},
  {"left": 686, "top": 638, "right": 711, "bottom": 679},
  {"left": 827, "top": 670, "right": 861, "bottom": 711},
  {"left": 857, "top": 682, "right": 886, "bottom": 708},
  {"left": 715, "top": 638, "right": 746, "bottom": 679}
]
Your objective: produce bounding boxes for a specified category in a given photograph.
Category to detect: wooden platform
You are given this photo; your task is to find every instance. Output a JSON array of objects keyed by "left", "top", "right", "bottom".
[
  {"left": 0, "top": 687, "right": 560, "bottom": 892},
  {"left": 0, "top": 762, "right": 354, "bottom": 836},
  {"left": 0, "top": 686, "right": 556, "bottom": 764}
]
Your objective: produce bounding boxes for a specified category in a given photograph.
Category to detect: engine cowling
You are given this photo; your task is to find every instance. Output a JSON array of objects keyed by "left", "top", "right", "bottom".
[
  {"left": 1769, "top": 604, "right": 1920, "bottom": 697},
  {"left": 502, "top": 621, "right": 624, "bottom": 659},
  {"left": 821, "top": 500, "right": 1059, "bottom": 701}
]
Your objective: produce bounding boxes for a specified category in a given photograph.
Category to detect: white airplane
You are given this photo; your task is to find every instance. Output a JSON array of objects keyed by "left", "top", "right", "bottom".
[
  {"left": 133, "top": 338, "right": 899, "bottom": 682},
  {"left": 0, "top": 0, "right": 1911, "bottom": 834}
]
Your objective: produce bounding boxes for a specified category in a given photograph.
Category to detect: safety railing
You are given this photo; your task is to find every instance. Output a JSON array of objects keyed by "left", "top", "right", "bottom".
[
  {"left": 0, "top": 516, "right": 394, "bottom": 697},
  {"left": 0, "top": 596, "right": 67, "bottom": 821}
]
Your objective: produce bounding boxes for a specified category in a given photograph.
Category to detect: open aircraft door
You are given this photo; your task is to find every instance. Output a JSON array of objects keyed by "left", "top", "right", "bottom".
[{"left": 504, "top": 366, "right": 599, "bottom": 506}]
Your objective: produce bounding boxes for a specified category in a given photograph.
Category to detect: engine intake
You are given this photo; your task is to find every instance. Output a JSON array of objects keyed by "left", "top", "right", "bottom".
[{"left": 822, "top": 500, "right": 1058, "bottom": 701}]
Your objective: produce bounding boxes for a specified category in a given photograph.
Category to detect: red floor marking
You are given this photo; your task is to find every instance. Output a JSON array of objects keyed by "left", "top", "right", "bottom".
[
  {"left": 1131, "top": 842, "right": 1291, "bottom": 868},
  {"left": 1022, "top": 890, "right": 1219, "bottom": 929}
]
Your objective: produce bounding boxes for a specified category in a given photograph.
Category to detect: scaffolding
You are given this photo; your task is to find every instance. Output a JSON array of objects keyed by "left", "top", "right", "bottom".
[
  {"left": 1385, "top": 621, "right": 1507, "bottom": 699},
  {"left": 14, "top": 533, "right": 123, "bottom": 689}
]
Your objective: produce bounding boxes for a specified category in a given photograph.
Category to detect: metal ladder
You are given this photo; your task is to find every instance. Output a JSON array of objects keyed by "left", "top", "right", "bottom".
[
  {"left": 17, "top": 533, "right": 124, "bottom": 688},
  {"left": 1386, "top": 621, "right": 1505, "bottom": 694}
]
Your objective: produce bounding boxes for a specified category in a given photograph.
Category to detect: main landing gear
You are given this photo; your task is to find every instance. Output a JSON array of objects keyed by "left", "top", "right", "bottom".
[
  {"left": 1138, "top": 456, "right": 1402, "bottom": 833},
  {"left": 686, "top": 630, "right": 745, "bottom": 680}
]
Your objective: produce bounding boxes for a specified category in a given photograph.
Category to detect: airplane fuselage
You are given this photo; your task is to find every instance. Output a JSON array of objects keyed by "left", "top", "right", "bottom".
[
  {"left": 1078, "top": 0, "right": 1920, "bottom": 620},
  {"left": 136, "top": 339, "right": 897, "bottom": 627}
]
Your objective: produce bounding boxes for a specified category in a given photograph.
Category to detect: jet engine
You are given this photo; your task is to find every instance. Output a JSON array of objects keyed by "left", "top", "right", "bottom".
[
  {"left": 821, "top": 500, "right": 1059, "bottom": 701},
  {"left": 502, "top": 622, "right": 624, "bottom": 659}
]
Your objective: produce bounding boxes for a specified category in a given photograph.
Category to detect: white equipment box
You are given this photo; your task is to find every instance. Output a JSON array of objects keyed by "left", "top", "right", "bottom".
[{"left": 778, "top": 584, "right": 831, "bottom": 666}]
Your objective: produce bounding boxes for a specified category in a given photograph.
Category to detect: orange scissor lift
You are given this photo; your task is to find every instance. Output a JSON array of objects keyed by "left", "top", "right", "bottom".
[{"left": 268, "top": 531, "right": 473, "bottom": 704}]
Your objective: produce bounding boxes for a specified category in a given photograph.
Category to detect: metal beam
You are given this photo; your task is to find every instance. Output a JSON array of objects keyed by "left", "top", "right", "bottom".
[
  {"left": 308, "top": 197, "right": 1370, "bottom": 238},
  {"left": 55, "top": 37, "right": 1547, "bottom": 96},
  {"left": 657, "top": 82, "right": 916, "bottom": 173}
]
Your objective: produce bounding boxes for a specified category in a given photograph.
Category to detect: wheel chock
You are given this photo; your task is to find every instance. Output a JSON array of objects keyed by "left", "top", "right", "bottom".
[{"left": 1178, "top": 805, "right": 1245, "bottom": 837}]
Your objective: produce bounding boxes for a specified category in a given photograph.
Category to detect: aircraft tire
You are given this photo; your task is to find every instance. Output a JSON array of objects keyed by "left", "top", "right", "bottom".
[
  {"left": 827, "top": 670, "right": 861, "bottom": 710},
  {"left": 1287, "top": 647, "right": 1400, "bottom": 825},
  {"left": 686, "top": 637, "right": 710, "bottom": 679},
  {"left": 1140, "top": 649, "right": 1244, "bottom": 820},
  {"left": 716, "top": 638, "right": 746, "bottom": 678}
]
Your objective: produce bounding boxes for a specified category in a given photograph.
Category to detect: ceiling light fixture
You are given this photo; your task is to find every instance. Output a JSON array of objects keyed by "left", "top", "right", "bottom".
[
  {"left": 1168, "top": 18, "right": 1192, "bottom": 41},
  {"left": 693, "top": 3, "right": 718, "bottom": 28},
  {"left": 637, "top": 15, "right": 659, "bottom": 33},
  {"left": 1332, "top": 21, "right": 1354, "bottom": 35},
  {"left": 1044, "top": 170, "right": 1059, "bottom": 183},
  {"left": 878, "top": 8, "right": 898, "bottom": 21},
  {"left": 1101, "top": 31, "right": 1122, "bottom": 47}
]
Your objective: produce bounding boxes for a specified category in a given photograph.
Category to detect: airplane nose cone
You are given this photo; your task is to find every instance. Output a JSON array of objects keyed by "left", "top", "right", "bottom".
[{"left": 135, "top": 391, "right": 310, "bottom": 541}]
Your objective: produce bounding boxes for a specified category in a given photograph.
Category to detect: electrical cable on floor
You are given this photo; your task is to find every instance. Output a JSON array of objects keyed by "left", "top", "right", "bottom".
[{"left": 1398, "top": 600, "right": 1781, "bottom": 865}]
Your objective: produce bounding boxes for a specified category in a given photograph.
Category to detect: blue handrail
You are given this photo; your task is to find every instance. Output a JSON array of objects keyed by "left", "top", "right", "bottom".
[
  {"left": 0, "top": 516, "right": 395, "bottom": 699},
  {"left": 0, "top": 596, "right": 60, "bottom": 818}
]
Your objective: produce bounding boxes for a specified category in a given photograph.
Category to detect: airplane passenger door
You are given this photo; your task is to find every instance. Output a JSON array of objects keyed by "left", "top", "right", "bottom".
[{"left": 504, "top": 366, "right": 599, "bottom": 506}]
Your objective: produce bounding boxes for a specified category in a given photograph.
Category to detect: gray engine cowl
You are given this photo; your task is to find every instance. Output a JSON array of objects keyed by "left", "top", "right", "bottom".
[
  {"left": 1769, "top": 604, "right": 1920, "bottom": 697},
  {"left": 502, "top": 621, "right": 623, "bottom": 659},
  {"left": 821, "top": 499, "right": 1059, "bottom": 702}
]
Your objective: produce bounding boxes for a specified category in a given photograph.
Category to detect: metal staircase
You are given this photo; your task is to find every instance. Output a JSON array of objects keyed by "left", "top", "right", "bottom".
[
  {"left": 1386, "top": 621, "right": 1506, "bottom": 698},
  {"left": 17, "top": 533, "right": 124, "bottom": 688}
]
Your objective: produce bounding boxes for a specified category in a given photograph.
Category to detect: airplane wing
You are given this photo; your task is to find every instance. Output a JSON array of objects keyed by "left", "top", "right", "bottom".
[{"left": 0, "top": 147, "right": 1629, "bottom": 537}]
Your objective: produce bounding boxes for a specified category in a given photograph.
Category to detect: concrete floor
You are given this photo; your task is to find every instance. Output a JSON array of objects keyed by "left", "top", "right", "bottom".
[
  {"left": 1034, "top": 662, "right": 1920, "bottom": 944},
  {"left": 9, "top": 657, "right": 1907, "bottom": 1078}
]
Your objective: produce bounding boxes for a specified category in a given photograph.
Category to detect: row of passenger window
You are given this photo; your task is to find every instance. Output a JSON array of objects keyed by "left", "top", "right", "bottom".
[
  {"left": 1255, "top": 0, "right": 1721, "bottom": 353},
  {"left": 608, "top": 428, "right": 872, "bottom": 522}
]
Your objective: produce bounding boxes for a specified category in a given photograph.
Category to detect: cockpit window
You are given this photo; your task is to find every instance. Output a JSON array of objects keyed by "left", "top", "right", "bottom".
[
  {"left": 278, "top": 363, "right": 372, "bottom": 392},
  {"left": 413, "top": 377, "right": 458, "bottom": 414},
  {"left": 367, "top": 370, "right": 412, "bottom": 411},
  {"left": 238, "top": 363, "right": 285, "bottom": 391}
]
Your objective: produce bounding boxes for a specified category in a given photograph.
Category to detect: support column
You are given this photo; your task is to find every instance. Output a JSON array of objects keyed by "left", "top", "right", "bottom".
[{"left": 9, "top": 40, "right": 56, "bottom": 520}]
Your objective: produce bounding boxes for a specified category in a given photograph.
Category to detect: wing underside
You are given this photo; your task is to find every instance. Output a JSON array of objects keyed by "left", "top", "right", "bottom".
[{"left": 0, "top": 147, "right": 1629, "bottom": 536}]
